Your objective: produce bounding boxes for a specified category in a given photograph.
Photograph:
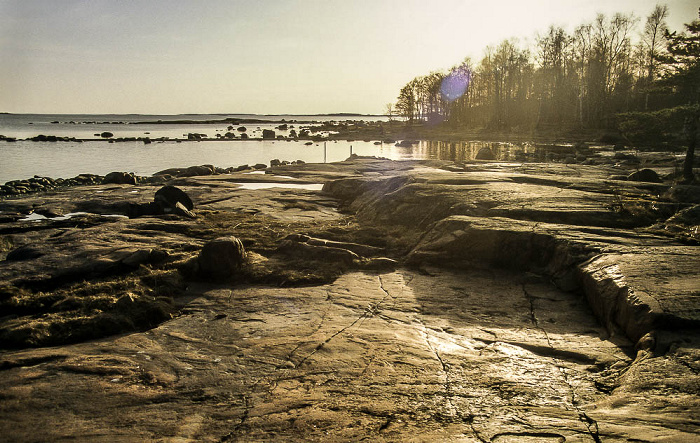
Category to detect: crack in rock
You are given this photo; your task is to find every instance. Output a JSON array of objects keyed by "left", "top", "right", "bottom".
[{"left": 523, "top": 283, "right": 603, "bottom": 443}]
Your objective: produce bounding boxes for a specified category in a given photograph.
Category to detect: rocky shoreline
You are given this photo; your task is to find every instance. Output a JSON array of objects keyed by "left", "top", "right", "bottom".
[{"left": 0, "top": 156, "right": 698, "bottom": 441}]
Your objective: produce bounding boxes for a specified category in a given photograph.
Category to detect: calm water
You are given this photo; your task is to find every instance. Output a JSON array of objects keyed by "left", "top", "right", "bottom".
[{"left": 0, "top": 114, "right": 544, "bottom": 182}]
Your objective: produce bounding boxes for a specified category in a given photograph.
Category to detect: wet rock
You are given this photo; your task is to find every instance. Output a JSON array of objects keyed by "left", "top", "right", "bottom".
[
  {"left": 197, "top": 236, "right": 246, "bottom": 279},
  {"left": 475, "top": 147, "right": 496, "bottom": 160},
  {"left": 628, "top": 168, "right": 661, "bottom": 183},
  {"left": 103, "top": 172, "right": 137, "bottom": 185},
  {"left": 396, "top": 140, "right": 417, "bottom": 147}
]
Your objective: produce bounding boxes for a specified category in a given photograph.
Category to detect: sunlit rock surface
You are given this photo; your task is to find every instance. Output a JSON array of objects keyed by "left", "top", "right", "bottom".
[{"left": 0, "top": 158, "right": 698, "bottom": 441}]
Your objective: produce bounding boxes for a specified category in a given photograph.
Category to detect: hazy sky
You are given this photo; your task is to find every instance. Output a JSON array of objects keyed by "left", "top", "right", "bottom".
[{"left": 0, "top": 0, "right": 697, "bottom": 114}]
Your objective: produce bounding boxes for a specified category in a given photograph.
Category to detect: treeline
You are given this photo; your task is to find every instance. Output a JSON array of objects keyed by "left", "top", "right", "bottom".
[{"left": 392, "top": 4, "right": 699, "bottom": 139}]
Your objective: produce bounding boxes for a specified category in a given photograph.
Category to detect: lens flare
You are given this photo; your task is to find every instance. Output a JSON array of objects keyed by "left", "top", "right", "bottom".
[{"left": 440, "top": 66, "right": 472, "bottom": 102}]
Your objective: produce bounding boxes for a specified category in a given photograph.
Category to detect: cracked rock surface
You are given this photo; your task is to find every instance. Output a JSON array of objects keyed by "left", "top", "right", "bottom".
[{"left": 0, "top": 158, "right": 698, "bottom": 441}]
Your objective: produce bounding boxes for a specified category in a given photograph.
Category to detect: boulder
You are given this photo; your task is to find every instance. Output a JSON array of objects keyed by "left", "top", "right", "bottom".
[
  {"left": 197, "top": 236, "right": 246, "bottom": 279},
  {"left": 628, "top": 169, "right": 661, "bottom": 183},
  {"left": 182, "top": 165, "right": 214, "bottom": 177},
  {"left": 262, "top": 129, "right": 276, "bottom": 139},
  {"left": 103, "top": 172, "right": 137, "bottom": 185},
  {"left": 240, "top": 133, "right": 249, "bottom": 139},
  {"left": 270, "top": 159, "right": 282, "bottom": 167},
  {"left": 475, "top": 147, "right": 496, "bottom": 160},
  {"left": 253, "top": 163, "right": 267, "bottom": 170},
  {"left": 237, "top": 126, "right": 247, "bottom": 132},
  {"left": 154, "top": 186, "right": 194, "bottom": 211}
]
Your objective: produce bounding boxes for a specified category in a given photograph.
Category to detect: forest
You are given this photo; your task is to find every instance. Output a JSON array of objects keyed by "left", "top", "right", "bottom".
[{"left": 392, "top": 4, "right": 699, "bottom": 161}]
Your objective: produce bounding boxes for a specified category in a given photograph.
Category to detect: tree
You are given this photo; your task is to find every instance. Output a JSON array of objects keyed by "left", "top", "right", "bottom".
[
  {"left": 661, "top": 7, "right": 700, "bottom": 181},
  {"left": 639, "top": 4, "right": 669, "bottom": 109},
  {"left": 396, "top": 83, "right": 417, "bottom": 123},
  {"left": 385, "top": 103, "right": 395, "bottom": 122}
]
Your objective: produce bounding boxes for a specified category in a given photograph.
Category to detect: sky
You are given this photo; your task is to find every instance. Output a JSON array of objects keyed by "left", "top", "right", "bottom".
[{"left": 0, "top": 0, "right": 697, "bottom": 115}]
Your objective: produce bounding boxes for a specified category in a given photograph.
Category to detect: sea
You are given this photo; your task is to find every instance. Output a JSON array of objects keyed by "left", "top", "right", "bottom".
[{"left": 0, "top": 113, "right": 532, "bottom": 183}]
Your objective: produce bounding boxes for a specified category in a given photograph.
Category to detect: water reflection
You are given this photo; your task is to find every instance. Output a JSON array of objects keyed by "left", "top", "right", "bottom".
[
  {"left": 414, "top": 141, "right": 554, "bottom": 162},
  {"left": 0, "top": 138, "right": 580, "bottom": 183}
]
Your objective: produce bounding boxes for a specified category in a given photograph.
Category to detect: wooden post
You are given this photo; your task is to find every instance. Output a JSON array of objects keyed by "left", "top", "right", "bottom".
[{"left": 324, "top": 142, "right": 327, "bottom": 163}]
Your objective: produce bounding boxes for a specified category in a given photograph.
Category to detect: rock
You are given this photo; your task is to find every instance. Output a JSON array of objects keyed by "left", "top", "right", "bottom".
[
  {"left": 100, "top": 132, "right": 114, "bottom": 138},
  {"left": 262, "top": 129, "right": 276, "bottom": 139},
  {"left": 240, "top": 133, "right": 249, "bottom": 139},
  {"left": 120, "top": 249, "right": 169, "bottom": 268},
  {"left": 154, "top": 186, "right": 194, "bottom": 211},
  {"left": 197, "top": 237, "right": 246, "bottom": 279},
  {"left": 6, "top": 246, "right": 44, "bottom": 261},
  {"left": 237, "top": 126, "right": 247, "bottom": 132},
  {"left": 253, "top": 163, "right": 267, "bottom": 170},
  {"left": 396, "top": 140, "right": 417, "bottom": 147},
  {"left": 628, "top": 168, "right": 661, "bottom": 183},
  {"left": 103, "top": 172, "right": 137, "bottom": 185},
  {"left": 666, "top": 204, "right": 700, "bottom": 225},
  {"left": 270, "top": 159, "right": 282, "bottom": 167},
  {"left": 277, "top": 240, "right": 359, "bottom": 265},
  {"left": 182, "top": 165, "right": 214, "bottom": 177},
  {"left": 172, "top": 201, "right": 196, "bottom": 219},
  {"left": 666, "top": 185, "right": 700, "bottom": 204},
  {"left": 475, "top": 147, "right": 496, "bottom": 160}
]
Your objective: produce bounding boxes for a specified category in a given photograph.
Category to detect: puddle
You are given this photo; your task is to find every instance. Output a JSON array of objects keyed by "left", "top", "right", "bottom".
[
  {"left": 234, "top": 182, "right": 324, "bottom": 191},
  {"left": 20, "top": 212, "right": 128, "bottom": 222},
  {"left": 244, "top": 171, "right": 295, "bottom": 179},
  {"left": 20, "top": 212, "right": 90, "bottom": 222}
]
